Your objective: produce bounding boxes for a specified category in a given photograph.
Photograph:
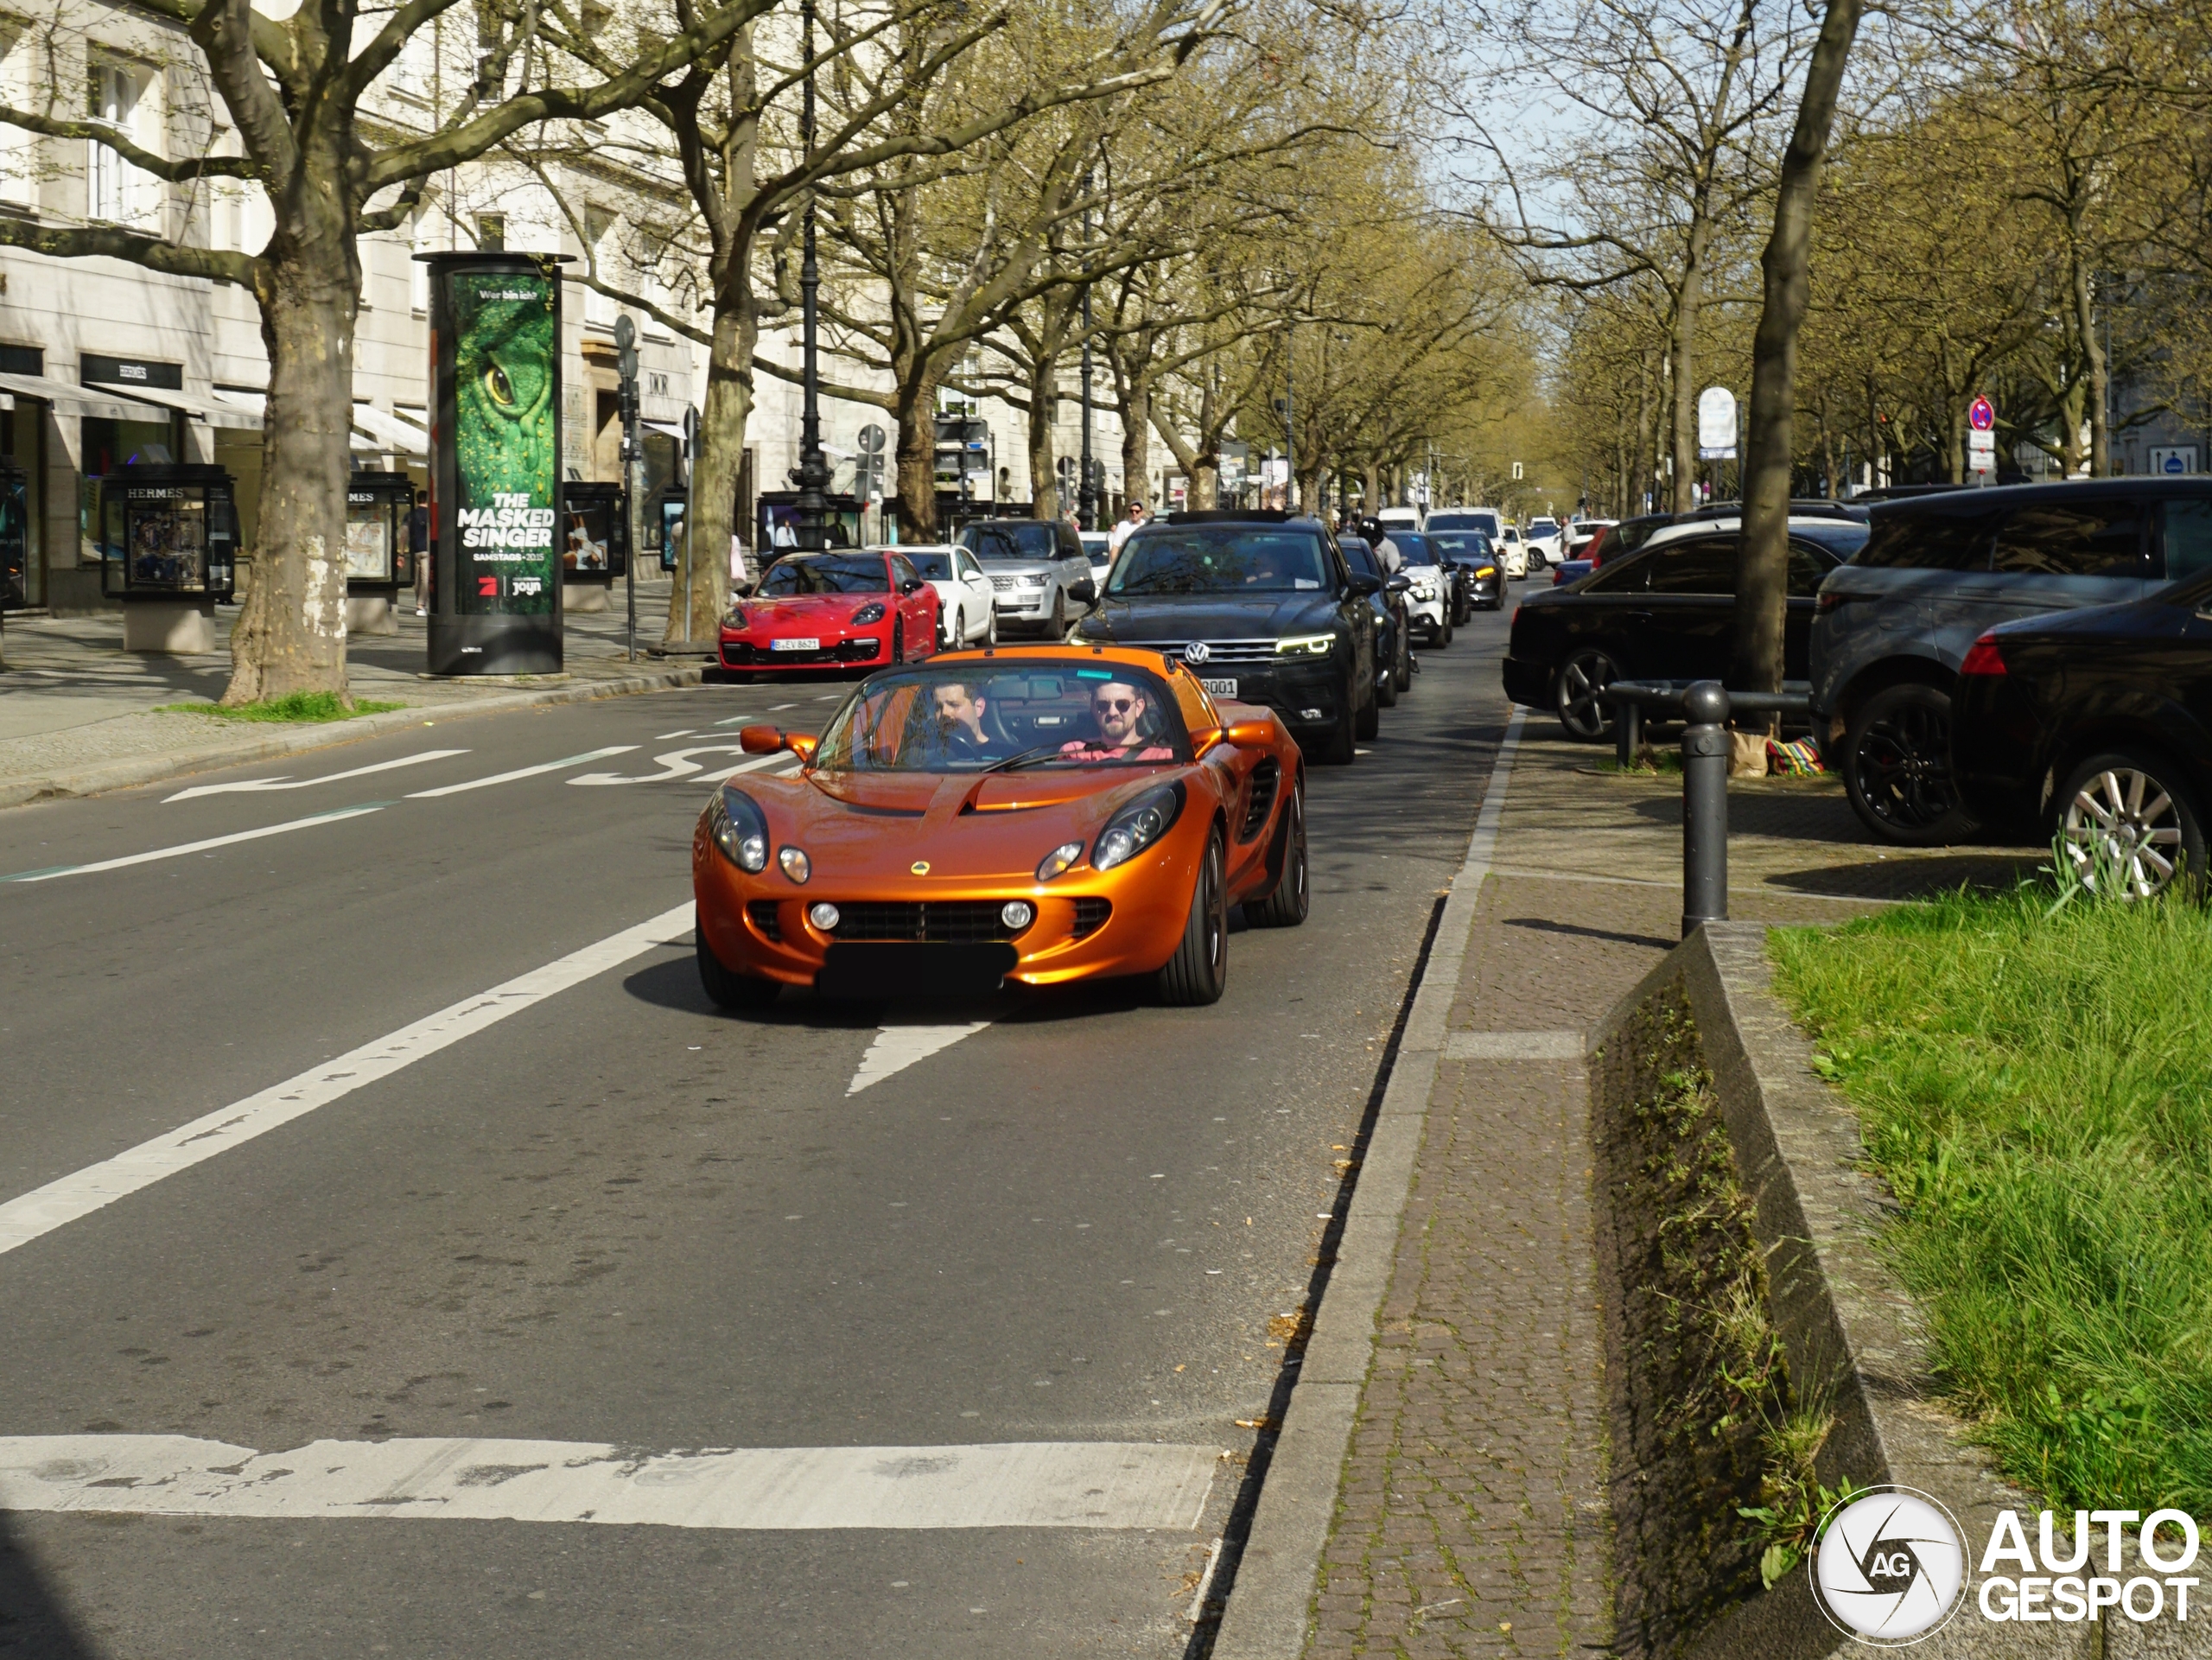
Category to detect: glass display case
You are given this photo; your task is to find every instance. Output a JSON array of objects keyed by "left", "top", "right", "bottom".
[
  {"left": 345, "top": 470, "right": 416, "bottom": 590},
  {"left": 560, "top": 480, "right": 627, "bottom": 578},
  {"left": 658, "top": 488, "right": 687, "bottom": 573},
  {"left": 98, "top": 464, "right": 238, "bottom": 601}
]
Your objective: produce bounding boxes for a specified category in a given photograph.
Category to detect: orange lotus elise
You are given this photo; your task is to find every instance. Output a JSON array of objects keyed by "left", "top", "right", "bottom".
[{"left": 690, "top": 646, "right": 1309, "bottom": 1008}]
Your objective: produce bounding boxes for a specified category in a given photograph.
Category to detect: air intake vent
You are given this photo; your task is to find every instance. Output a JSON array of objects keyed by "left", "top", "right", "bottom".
[
  {"left": 1071, "top": 898, "right": 1111, "bottom": 938},
  {"left": 1239, "top": 759, "right": 1280, "bottom": 842},
  {"left": 747, "top": 900, "right": 783, "bottom": 941},
  {"left": 830, "top": 901, "right": 1028, "bottom": 942}
]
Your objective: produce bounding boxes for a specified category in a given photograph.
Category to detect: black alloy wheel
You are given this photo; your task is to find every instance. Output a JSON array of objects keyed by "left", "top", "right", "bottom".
[
  {"left": 1246, "top": 779, "right": 1310, "bottom": 927},
  {"left": 1048, "top": 593, "right": 1065, "bottom": 639},
  {"left": 1554, "top": 647, "right": 1618, "bottom": 742},
  {"left": 2056, "top": 751, "right": 2208, "bottom": 900},
  {"left": 1156, "top": 830, "right": 1229, "bottom": 1004},
  {"left": 1843, "top": 682, "right": 1979, "bottom": 845},
  {"left": 696, "top": 913, "right": 780, "bottom": 1010}
]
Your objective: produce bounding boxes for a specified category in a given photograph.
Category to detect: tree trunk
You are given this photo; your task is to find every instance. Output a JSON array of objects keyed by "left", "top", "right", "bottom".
[
  {"left": 1192, "top": 460, "right": 1219, "bottom": 510},
  {"left": 1669, "top": 248, "right": 1707, "bottom": 513},
  {"left": 893, "top": 364, "right": 941, "bottom": 538},
  {"left": 224, "top": 258, "right": 358, "bottom": 706},
  {"left": 1730, "top": 0, "right": 1865, "bottom": 699},
  {"left": 1027, "top": 353, "right": 1060, "bottom": 522},
  {"left": 2073, "top": 250, "right": 2109, "bottom": 476},
  {"left": 667, "top": 301, "right": 753, "bottom": 643},
  {"left": 1118, "top": 372, "right": 1151, "bottom": 511},
  {"left": 1632, "top": 349, "right": 1655, "bottom": 516}
]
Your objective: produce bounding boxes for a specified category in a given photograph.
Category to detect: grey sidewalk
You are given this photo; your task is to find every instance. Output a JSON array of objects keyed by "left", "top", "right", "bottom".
[
  {"left": 1216, "top": 723, "right": 2040, "bottom": 1658},
  {"left": 0, "top": 577, "right": 704, "bottom": 805}
]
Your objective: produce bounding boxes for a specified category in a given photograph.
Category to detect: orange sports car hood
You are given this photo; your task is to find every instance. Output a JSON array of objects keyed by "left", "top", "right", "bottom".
[{"left": 740, "top": 766, "right": 1186, "bottom": 881}]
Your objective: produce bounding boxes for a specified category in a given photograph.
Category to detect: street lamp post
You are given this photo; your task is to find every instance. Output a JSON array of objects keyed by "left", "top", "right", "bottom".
[
  {"left": 1077, "top": 170, "right": 1098, "bottom": 531},
  {"left": 790, "top": 0, "right": 830, "bottom": 552}
]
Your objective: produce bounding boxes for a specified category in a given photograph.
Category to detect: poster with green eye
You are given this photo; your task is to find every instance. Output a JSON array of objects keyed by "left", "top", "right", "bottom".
[{"left": 447, "top": 268, "right": 557, "bottom": 614}]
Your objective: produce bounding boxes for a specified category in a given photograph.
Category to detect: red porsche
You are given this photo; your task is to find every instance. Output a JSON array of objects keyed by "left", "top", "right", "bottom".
[{"left": 719, "top": 550, "right": 941, "bottom": 675}]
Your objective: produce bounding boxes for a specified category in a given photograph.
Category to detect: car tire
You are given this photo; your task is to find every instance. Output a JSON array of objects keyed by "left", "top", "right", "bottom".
[
  {"left": 1356, "top": 687, "right": 1380, "bottom": 740},
  {"left": 1318, "top": 695, "right": 1357, "bottom": 765},
  {"left": 1245, "top": 779, "right": 1310, "bottom": 928},
  {"left": 1048, "top": 593, "right": 1065, "bottom": 640},
  {"left": 696, "top": 916, "right": 779, "bottom": 1011},
  {"left": 1554, "top": 647, "right": 1618, "bottom": 742},
  {"left": 2056, "top": 750, "right": 2208, "bottom": 900},
  {"left": 1156, "top": 830, "right": 1229, "bottom": 1005},
  {"left": 1377, "top": 658, "right": 1399, "bottom": 708},
  {"left": 1843, "top": 682, "right": 1979, "bottom": 845},
  {"left": 947, "top": 608, "right": 962, "bottom": 651},
  {"left": 986, "top": 609, "right": 998, "bottom": 646}
]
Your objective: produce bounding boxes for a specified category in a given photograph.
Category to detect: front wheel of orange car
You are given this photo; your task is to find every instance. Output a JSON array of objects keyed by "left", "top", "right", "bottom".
[
  {"left": 696, "top": 913, "right": 780, "bottom": 1012},
  {"left": 1245, "top": 778, "right": 1309, "bottom": 928},
  {"left": 1156, "top": 830, "right": 1228, "bottom": 1006}
]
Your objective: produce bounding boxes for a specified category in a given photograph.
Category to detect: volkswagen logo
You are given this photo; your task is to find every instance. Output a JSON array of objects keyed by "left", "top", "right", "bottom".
[{"left": 1183, "top": 642, "right": 1211, "bottom": 665}]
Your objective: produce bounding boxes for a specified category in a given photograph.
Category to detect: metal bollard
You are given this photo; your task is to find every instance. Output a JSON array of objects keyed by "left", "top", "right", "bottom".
[
  {"left": 1614, "top": 693, "right": 1642, "bottom": 769},
  {"left": 1681, "top": 680, "right": 1730, "bottom": 938}
]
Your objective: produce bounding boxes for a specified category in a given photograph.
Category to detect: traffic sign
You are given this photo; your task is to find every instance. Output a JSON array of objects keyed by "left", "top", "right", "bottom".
[
  {"left": 2152, "top": 446, "right": 2200, "bottom": 475},
  {"left": 1697, "top": 387, "right": 1738, "bottom": 459},
  {"left": 858, "top": 424, "right": 886, "bottom": 455},
  {"left": 1968, "top": 396, "right": 1995, "bottom": 432},
  {"left": 1968, "top": 429, "right": 1996, "bottom": 475}
]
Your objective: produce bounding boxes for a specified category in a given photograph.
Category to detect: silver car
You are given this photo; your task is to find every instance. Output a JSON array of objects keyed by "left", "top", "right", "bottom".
[
  {"left": 1811, "top": 480, "right": 2211, "bottom": 843},
  {"left": 957, "top": 518, "right": 1096, "bottom": 638}
]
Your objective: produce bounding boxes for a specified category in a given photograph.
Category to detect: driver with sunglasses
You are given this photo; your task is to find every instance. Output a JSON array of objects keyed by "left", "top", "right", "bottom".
[{"left": 1061, "top": 681, "right": 1175, "bottom": 761}]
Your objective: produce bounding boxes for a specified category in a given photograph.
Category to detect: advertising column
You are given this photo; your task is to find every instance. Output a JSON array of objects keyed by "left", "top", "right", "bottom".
[{"left": 420, "top": 251, "right": 566, "bottom": 675}]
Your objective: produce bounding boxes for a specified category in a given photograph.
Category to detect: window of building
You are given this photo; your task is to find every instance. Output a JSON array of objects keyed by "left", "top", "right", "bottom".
[
  {"left": 476, "top": 213, "right": 505, "bottom": 251},
  {"left": 86, "top": 60, "right": 156, "bottom": 225},
  {"left": 0, "top": 27, "right": 35, "bottom": 210},
  {"left": 583, "top": 205, "right": 617, "bottom": 328}
]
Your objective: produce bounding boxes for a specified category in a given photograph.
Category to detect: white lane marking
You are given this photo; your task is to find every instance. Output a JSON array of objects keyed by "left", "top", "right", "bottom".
[
  {"left": 0, "top": 805, "right": 386, "bottom": 885},
  {"left": 0, "top": 1436, "right": 1218, "bottom": 1531},
  {"left": 405, "top": 746, "right": 637, "bottom": 798},
  {"left": 163, "top": 750, "right": 472, "bottom": 803},
  {"left": 653, "top": 728, "right": 698, "bottom": 741},
  {"left": 0, "top": 901, "right": 695, "bottom": 1256},
  {"left": 848, "top": 1023, "right": 991, "bottom": 1096},
  {"left": 567, "top": 745, "right": 754, "bottom": 786},
  {"left": 1442, "top": 1030, "right": 1584, "bottom": 1060}
]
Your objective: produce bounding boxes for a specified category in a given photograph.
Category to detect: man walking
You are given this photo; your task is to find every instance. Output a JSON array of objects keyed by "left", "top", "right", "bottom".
[{"left": 1107, "top": 499, "right": 1149, "bottom": 559}]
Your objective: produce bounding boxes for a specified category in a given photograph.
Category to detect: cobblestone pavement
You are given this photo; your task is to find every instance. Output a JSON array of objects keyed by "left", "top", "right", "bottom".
[
  {"left": 0, "top": 578, "right": 684, "bottom": 785},
  {"left": 1301, "top": 724, "right": 2038, "bottom": 1658}
]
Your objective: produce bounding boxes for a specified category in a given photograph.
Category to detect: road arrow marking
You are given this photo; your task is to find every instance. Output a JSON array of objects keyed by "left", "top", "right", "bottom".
[
  {"left": 165, "top": 749, "right": 470, "bottom": 803},
  {"left": 567, "top": 745, "right": 756, "bottom": 785},
  {"left": 406, "top": 746, "right": 636, "bottom": 797},
  {"left": 0, "top": 1434, "right": 1218, "bottom": 1531},
  {"left": 0, "top": 805, "right": 386, "bottom": 885},
  {"left": 848, "top": 1022, "right": 991, "bottom": 1096}
]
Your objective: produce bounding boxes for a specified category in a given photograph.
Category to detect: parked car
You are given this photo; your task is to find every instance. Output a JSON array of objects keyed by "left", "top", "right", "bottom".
[
  {"left": 1426, "top": 528, "right": 1503, "bottom": 612},
  {"left": 1384, "top": 531, "right": 1453, "bottom": 646},
  {"left": 1427, "top": 508, "right": 1503, "bottom": 542},
  {"left": 1524, "top": 518, "right": 1565, "bottom": 569},
  {"left": 1073, "top": 510, "right": 1382, "bottom": 763},
  {"left": 957, "top": 518, "right": 1096, "bottom": 638},
  {"left": 719, "top": 549, "right": 941, "bottom": 675},
  {"left": 1504, "top": 515, "right": 1869, "bottom": 739},
  {"left": 1811, "top": 480, "right": 2212, "bottom": 844},
  {"left": 888, "top": 543, "right": 997, "bottom": 648},
  {"left": 1080, "top": 531, "right": 1114, "bottom": 588},
  {"left": 1495, "top": 524, "right": 1529, "bottom": 579},
  {"left": 1376, "top": 506, "right": 1421, "bottom": 532},
  {"left": 1953, "top": 534, "right": 2212, "bottom": 895},
  {"left": 1340, "top": 535, "right": 1414, "bottom": 706},
  {"left": 1567, "top": 519, "right": 1616, "bottom": 558}
]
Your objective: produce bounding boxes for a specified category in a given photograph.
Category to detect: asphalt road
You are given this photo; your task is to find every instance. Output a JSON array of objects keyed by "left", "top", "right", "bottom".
[{"left": 0, "top": 602, "right": 1515, "bottom": 1658}]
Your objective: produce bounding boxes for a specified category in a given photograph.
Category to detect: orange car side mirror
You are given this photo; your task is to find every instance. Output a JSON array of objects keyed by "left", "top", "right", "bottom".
[
  {"left": 1221, "top": 718, "right": 1274, "bottom": 749},
  {"left": 739, "top": 724, "right": 784, "bottom": 754}
]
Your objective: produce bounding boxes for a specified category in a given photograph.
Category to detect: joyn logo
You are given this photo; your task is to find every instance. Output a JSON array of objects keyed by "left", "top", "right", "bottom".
[
  {"left": 1813, "top": 1486, "right": 1968, "bottom": 1645},
  {"left": 1810, "top": 1487, "right": 2202, "bottom": 1644}
]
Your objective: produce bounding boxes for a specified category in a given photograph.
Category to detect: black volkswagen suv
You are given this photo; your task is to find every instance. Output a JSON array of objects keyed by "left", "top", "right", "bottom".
[{"left": 1073, "top": 511, "right": 1381, "bottom": 763}]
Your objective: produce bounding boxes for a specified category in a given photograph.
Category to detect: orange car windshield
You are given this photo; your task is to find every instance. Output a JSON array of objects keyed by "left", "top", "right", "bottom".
[{"left": 815, "top": 662, "right": 1193, "bottom": 773}]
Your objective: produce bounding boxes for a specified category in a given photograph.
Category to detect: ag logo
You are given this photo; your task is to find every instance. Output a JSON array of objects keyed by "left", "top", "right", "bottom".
[
  {"left": 1812, "top": 1486, "right": 1967, "bottom": 1644},
  {"left": 1183, "top": 641, "right": 1211, "bottom": 665}
]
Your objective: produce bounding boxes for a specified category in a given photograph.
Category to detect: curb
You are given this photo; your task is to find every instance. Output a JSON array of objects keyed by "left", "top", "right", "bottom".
[
  {"left": 1210, "top": 708, "right": 1527, "bottom": 1660},
  {"left": 0, "top": 666, "right": 705, "bottom": 811}
]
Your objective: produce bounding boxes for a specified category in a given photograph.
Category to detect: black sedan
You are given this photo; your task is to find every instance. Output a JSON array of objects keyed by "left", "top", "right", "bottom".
[
  {"left": 1340, "top": 535, "right": 1414, "bottom": 706},
  {"left": 1426, "top": 529, "right": 1503, "bottom": 614},
  {"left": 1502, "top": 519, "right": 1865, "bottom": 739},
  {"left": 1075, "top": 510, "right": 1382, "bottom": 763},
  {"left": 1955, "top": 569, "right": 2212, "bottom": 895}
]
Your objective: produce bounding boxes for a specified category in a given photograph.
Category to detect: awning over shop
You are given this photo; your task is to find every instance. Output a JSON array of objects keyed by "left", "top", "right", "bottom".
[
  {"left": 0, "top": 371, "right": 168, "bottom": 422},
  {"left": 640, "top": 418, "right": 689, "bottom": 442},
  {"left": 351, "top": 402, "right": 428, "bottom": 459},
  {"left": 103, "top": 383, "right": 264, "bottom": 429}
]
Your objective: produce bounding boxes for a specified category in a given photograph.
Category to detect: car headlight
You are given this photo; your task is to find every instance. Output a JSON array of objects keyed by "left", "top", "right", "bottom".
[
  {"left": 849, "top": 602, "right": 886, "bottom": 625},
  {"left": 1036, "top": 840, "right": 1084, "bottom": 881},
  {"left": 1020, "top": 574, "right": 1046, "bottom": 588},
  {"left": 779, "top": 846, "right": 811, "bottom": 883},
  {"left": 1476, "top": 565, "right": 1496, "bottom": 578},
  {"left": 1092, "top": 782, "right": 1185, "bottom": 873},
  {"left": 1276, "top": 633, "right": 1334, "bottom": 657},
  {"left": 707, "top": 785, "right": 769, "bottom": 873},
  {"left": 721, "top": 603, "right": 748, "bottom": 629}
]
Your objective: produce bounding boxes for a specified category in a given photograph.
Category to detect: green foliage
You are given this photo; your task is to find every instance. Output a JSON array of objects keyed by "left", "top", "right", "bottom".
[
  {"left": 158, "top": 694, "right": 404, "bottom": 723},
  {"left": 1772, "top": 884, "right": 2212, "bottom": 1517}
]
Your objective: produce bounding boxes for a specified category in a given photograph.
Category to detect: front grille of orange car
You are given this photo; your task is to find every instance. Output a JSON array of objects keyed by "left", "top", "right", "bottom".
[
  {"left": 1071, "top": 898, "right": 1111, "bottom": 938},
  {"left": 747, "top": 900, "right": 783, "bottom": 941},
  {"left": 828, "top": 900, "right": 1030, "bottom": 943},
  {"left": 1238, "top": 759, "right": 1280, "bottom": 842}
]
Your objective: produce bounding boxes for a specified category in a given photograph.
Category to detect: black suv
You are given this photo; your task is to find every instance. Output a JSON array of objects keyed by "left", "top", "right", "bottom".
[{"left": 1073, "top": 510, "right": 1382, "bottom": 763}]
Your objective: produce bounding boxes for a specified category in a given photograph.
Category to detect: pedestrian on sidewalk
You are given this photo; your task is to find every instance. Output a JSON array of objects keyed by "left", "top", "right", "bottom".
[{"left": 1107, "top": 499, "right": 1148, "bottom": 558}]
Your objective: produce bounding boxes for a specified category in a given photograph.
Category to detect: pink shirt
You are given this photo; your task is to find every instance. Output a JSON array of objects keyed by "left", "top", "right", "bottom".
[{"left": 1060, "top": 740, "right": 1174, "bottom": 761}]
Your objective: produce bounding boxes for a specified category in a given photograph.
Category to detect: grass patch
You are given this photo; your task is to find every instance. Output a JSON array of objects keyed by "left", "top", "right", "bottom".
[
  {"left": 1771, "top": 883, "right": 2212, "bottom": 1515},
  {"left": 1599, "top": 747, "right": 1684, "bottom": 776},
  {"left": 156, "top": 692, "right": 404, "bottom": 723}
]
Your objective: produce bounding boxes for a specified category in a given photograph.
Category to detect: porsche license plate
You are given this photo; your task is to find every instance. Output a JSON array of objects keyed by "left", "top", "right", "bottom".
[
  {"left": 1200, "top": 677, "right": 1238, "bottom": 697},
  {"left": 771, "top": 638, "right": 821, "bottom": 652}
]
